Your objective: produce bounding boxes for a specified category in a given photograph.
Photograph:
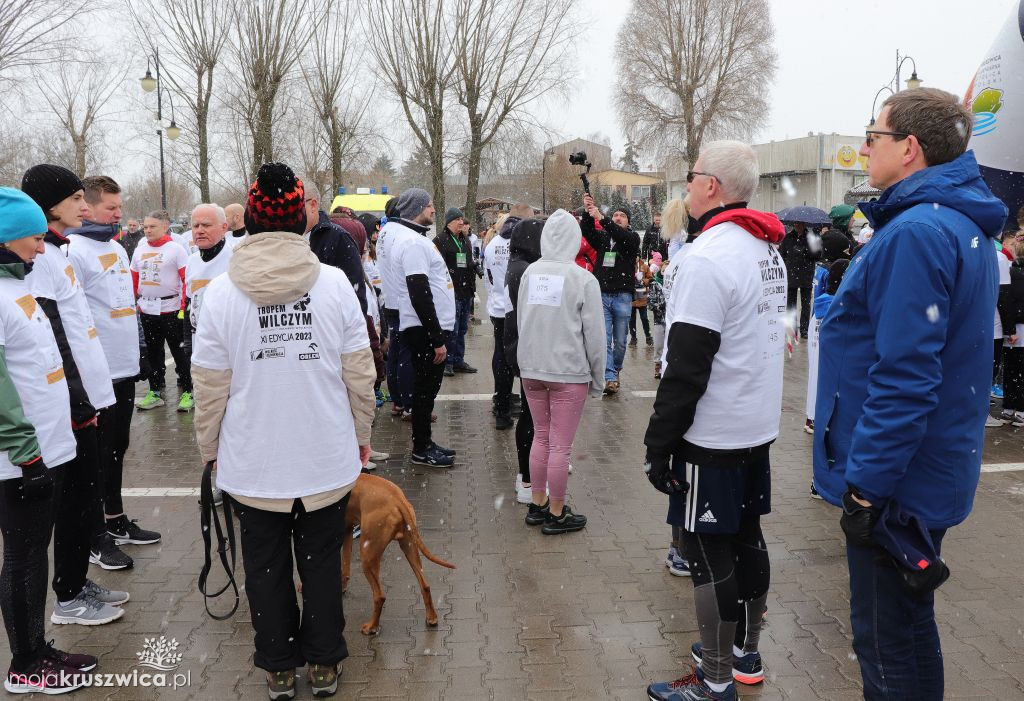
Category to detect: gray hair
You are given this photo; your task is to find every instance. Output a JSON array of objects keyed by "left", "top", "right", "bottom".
[
  {"left": 697, "top": 140, "right": 760, "bottom": 203},
  {"left": 304, "top": 181, "right": 321, "bottom": 202},
  {"left": 192, "top": 203, "right": 226, "bottom": 223},
  {"left": 146, "top": 209, "right": 172, "bottom": 223}
]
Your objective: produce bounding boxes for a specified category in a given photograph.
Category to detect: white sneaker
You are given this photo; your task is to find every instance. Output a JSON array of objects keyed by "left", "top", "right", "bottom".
[
  {"left": 1013, "top": 412, "right": 1024, "bottom": 427},
  {"left": 986, "top": 414, "right": 1006, "bottom": 427},
  {"left": 568, "top": 462, "right": 574, "bottom": 474},
  {"left": 369, "top": 450, "right": 390, "bottom": 461},
  {"left": 515, "top": 475, "right": 531, "bottom": 504},
  {"left": 363, "top": 461, "right": 377, "bottom": 471}
]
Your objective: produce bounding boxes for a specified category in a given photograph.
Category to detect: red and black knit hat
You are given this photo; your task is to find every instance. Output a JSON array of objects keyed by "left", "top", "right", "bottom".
[{"left": 244, "top": 162, "right": 307, "bottom": 236}]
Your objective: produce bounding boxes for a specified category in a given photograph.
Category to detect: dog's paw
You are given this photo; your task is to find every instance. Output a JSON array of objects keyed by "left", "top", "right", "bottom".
[
  {"left": 425, "top": 616, "right": 439, "bottom": 627},
  {"left": 361, "top": 622, "right": 380, "bottom": 635}
]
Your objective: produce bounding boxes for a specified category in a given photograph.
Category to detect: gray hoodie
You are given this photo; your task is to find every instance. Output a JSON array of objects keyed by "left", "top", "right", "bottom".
[{"left": 516, "top": 210, "right": 606, "bottom": 396}]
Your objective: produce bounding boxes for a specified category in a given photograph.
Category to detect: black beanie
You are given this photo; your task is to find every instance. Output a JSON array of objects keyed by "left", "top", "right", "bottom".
[
  {"left": 21, "top": 164, "right": 83, "bottom": 214},
  {"left": 244, "top": 163, "right": 307, "bottom": 236},
  {"left": 613, "top": 204, "right": 631, "bottom": 223}
]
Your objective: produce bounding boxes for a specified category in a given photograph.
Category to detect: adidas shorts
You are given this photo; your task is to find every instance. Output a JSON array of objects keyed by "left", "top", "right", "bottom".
[{"left": 666, "top": 455, "right": 771, "bottom": 534}]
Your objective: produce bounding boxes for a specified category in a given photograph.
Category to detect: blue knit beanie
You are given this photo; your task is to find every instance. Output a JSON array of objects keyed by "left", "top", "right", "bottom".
[{"left": 0, "top": 188, "right": 47, "bottom": 243}]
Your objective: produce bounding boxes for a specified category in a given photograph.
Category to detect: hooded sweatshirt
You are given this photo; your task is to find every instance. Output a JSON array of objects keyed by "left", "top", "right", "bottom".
[
  {"left": 502, "top": 218, "right": 544, "bottom": 373},
  {"left": 645, "top": 206, "right": 787, "bottom": 463},
  {"left": 515, "top": 210, "right": 606, "bottom": 395},
  {"left": 813, "top": 151, "right": 1008, "bottom": 529},
  {"left": 191, "top": 232, "right": 375, "bottom": 512}
]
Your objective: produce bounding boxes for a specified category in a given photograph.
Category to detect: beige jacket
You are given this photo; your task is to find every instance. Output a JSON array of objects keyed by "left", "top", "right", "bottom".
[{"left": 192, "top": 231, "right": 376, "bottom": 512}]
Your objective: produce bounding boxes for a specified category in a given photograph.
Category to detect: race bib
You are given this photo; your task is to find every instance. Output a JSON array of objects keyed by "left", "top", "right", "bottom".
[
  {"left": 137, "top": 296, "right": 163, "bottom": 316},
  {"left": 527, "top": 274, "right": 564, "bottom": 307},
  {"left": 602, "top": 251, "right": 617, "bottom": 268}
]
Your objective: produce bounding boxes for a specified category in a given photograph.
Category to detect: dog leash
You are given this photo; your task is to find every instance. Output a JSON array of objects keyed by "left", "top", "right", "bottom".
[{"left": 198, "top": 462, "right": 239, "bottom": 620}]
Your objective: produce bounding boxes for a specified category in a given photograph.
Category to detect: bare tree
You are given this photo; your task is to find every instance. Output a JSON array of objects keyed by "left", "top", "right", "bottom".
[
  {"left": 452, "top": 0, "right": 575, "bottom": 225},
  {"left": 232, "top": 0, "right": 314, "bottom": 178},
  {"left": 34, "top": 54, "right": 127, "bottom": 176},
  {"left": 126, "top": 0, "right": 232, "bottom": 201},
  {"left": 366, "top": 0, "right": 456, "bottom": 215},
  {"left": 615, "top": 0, "right": 777, "bottom": 164},
  {"left": 0, "top": 0, "right": 90, "bottom": 82}
]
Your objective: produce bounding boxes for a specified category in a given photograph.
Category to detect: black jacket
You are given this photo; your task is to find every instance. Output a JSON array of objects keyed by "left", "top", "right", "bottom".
[
  {"left": 779, "top": 229, "right": 820, "bottom": 287},
  {"left": 999, "top": 257, "right": 1024, "bottom": 332},
  {"left": 502, "top": 219, "right": 544, "bottom": 374},
  {"left": 307, "top": 210, "right": 367, "bottom": 314},
  {"left": 434, "top": 226, "right": 477, "bottom": 301},
  {"left": 117, "top": 230, "right": 145, "bottom": 261},
  {"left": 641, "top": 226, "right": 667, "bottom": 260},
  {"left": 581, "top": 214, "right": 640, "bottom": 294}
]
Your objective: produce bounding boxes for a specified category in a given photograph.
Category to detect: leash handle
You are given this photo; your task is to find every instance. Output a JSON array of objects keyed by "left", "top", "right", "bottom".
[{"left": 197, "top": 462, "right": 239, "bottom": 620}]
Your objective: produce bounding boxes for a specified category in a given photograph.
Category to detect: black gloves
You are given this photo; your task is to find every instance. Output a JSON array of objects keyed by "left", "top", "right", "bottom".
[
  {"left": 840, "top": 489, "right": 879, "bottom": 548},
  {"left": 644, "top": 453, "right": 688, "bottom": 495},
  {"left": 20, "top": 459, "right": 53, "bottom": 500}
]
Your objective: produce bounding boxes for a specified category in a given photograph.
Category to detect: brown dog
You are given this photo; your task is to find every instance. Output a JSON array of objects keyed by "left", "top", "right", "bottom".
[{"left": 342, "top": 473, "right": 456, "bottom": 635}]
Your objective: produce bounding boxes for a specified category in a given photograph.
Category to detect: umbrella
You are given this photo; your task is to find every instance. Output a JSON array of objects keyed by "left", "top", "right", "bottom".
[{"left": 776, "top": 206, "right": 831, "bottom": 226}]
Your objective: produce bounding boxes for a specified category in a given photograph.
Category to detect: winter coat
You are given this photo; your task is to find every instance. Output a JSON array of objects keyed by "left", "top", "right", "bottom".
[
  {"left": 632, "top": 259, "right": 651, "bottom": 308},
  {"left": 581, "top": 214, "right": 640, "bottom": 294},
  {"left": 998, "top": 257, "right": 1024, "bottom": 331},
  {"left": 516, "top": 210, "right": 606, "bottom": 395},
  {"left": 813, "top": 151, "right": 1008, "bottom": 529},
  {"left": 307, "top": 211, "right": 367, "bottom": 315},
  {"left": 779, "top": 229, "right": 820, "bottom": 287},
  {"left": 502, "top": 218, "right": 543, "bottom": 374},
  {"left": 434, "top": 226, "right": 477, "bottom": 301},
  {"left": 641, "top": 226, "right": 668, "bottom": 260}
]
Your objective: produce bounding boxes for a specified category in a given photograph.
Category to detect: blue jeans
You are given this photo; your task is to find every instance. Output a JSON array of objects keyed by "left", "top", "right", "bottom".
[
  {"left": 603, "top": 292, "right": 632, "bottom": 381},
  {"left": 382, "top": 309, "right": 413, "bottom": 410},
  {"left": 847, "top": 529, "right": 946, "bottom": 700},
  {"left": 446, "top": 298, "right": 472, "bottom": 367}
]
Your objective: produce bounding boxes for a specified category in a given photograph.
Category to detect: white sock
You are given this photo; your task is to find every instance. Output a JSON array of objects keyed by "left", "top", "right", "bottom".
[
  {"left": 733, "top": 644, "right": 745, "bottom": 658},
  {"left": 705, "top": 679, "right": 731, "bottom": 693}
]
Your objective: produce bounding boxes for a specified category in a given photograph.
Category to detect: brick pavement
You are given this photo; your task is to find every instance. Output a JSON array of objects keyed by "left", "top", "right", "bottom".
[{"left": 6, "top": 321, "right": 1024, "bottom": 700}]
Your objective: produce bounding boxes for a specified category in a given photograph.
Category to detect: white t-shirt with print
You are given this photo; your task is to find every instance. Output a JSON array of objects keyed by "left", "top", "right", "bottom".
[
  {"left": 185, "top": 243, "right": 233, "bottom": 330},
  {"left": 0, "top": 276, "right": 76, "bottom": 479},
  {"left": 173, "top": 231, "right": 197, "bottom": 256},
  {"left": 392, "top": 226, "right": 456, "bottom": 332},
  {"left": 131, "top": 238, "right": 189, "bottom": 315},
  {"left": 191, "top": 266, "right": 370, "bottom": 499},
  {"left": 996, "top": 247, "right": 1011, "bottom": 340},
  {"left": 665, "top": 221, "right": 787, "bottom": 449},
  {"left": 67, "top": 235, "right": 140, "bottom": 381},
  {"left": 484, "top": 235, "right": 511, "bottom": 318},
  {"left": 375, "top": 221, "right": 402, "bottom": 311},
  {"left": 659, "top": 242, "right": 691, "bottom": 370},
  {"left": 28, "top": 240, "right": 115, "bottom": 410}
]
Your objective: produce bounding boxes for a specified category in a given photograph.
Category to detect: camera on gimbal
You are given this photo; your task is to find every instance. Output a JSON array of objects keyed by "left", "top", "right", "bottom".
[{"left": 568, "top": 151, "right": 592, "bottom": 194}]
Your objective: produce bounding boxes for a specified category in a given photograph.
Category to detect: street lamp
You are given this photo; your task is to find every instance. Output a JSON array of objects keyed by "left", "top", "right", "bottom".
[
  {"left": 541, "top": 141, "right": 554, "bottom": 214},
  {"left": 867, "top": 50, "right": 923, "bottom": 127},
  {"left": 138, "top": 47, "right": 182, "bottom": 210}
]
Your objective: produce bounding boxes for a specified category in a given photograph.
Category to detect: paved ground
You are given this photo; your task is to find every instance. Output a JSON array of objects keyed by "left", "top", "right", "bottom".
[{"left": 9, "top": 318, "right": 1024, "bottom": 700}]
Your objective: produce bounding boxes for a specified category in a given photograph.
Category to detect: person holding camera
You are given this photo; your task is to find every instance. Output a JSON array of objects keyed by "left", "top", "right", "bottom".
[
  {"left": 644, "top": 141, "right": 786, "bottom": 701},
  {"left": 581, "top": 193, "right": 640, "bottom": 395}
]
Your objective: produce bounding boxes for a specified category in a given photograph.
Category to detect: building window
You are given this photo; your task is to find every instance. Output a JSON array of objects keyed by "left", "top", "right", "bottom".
[{"left": 632, "top": 185, "right": 651, "bottom": 200}]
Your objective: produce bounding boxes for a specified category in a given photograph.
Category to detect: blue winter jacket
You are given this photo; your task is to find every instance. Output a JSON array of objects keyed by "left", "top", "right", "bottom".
[{"left": 812, "top": 151, "right": 1007, "bottom": 529}]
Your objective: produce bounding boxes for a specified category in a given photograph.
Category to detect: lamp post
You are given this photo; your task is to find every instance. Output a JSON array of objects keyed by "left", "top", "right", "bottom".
[
  {"left": 541, "top": 140, "right": 554, "bottom": 214},
  {"left": 139, "top": 47, "right": 181, "bottom": 210},
  {"left": 867, "top": 50, "right": 923, "bottom": 127}
]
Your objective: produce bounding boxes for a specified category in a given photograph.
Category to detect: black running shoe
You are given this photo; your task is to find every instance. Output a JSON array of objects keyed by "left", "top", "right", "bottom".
[
  {"left": 107, "top": 515, "right": 161, "bottom": 545},
  {"left": 89, "top": 533, "right": 134, "bottom": 570},
  {"left": 410, "top": 445, "right": 454, "bottom": 467},
  {"left": 5, "top": 653, "right": 87, "bottom": 694},
  {"left": 525, "top": 501, "right": 549, "bottom": 526},
  {"left": 430, "top": 442, "right": 456, "bottom": 457},
  {"left": 44, "top": 641, "right": 97, "bottom": 672},
  {"left": 541, "top": 505, "right": 587, "bottom": 534}
]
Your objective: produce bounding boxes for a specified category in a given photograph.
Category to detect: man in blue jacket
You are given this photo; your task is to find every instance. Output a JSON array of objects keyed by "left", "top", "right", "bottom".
[{"left": 813, "top": 88, "right": 1007, "bottom": 699}]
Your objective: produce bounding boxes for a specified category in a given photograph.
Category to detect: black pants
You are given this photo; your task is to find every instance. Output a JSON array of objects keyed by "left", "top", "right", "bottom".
[
  {"left": 683, "top": 512, "right": 770, "bottom": 685},
  {"left": 490, "top": 316, "right": 514, "bottom": 415},
  {"left": 0, "top": 470, "right": 58, "bottom": 670},
  {"left": 234, "top": 495, "right": 350, "bottom": 672},
  {"left": 1003, "top": 347, "right": 1024, "bottom": 411},
  {"left": 95, "top": 378, "right": 134, "bottom": 532},
  {"left": 787, "top": 286, "right": 812, "bottom": 336},
  {"left": 52, "top": 426, "right": 99, "bottom": 601},
  {"left": 402, "top": 326, "right": 448, "bottom": 453},
  {"left": 515, "top": 385, "right": 534, "bottom": 483},
  {"left": 141, "top": 311, "right": 191, "bottom": 393},
  {"left": 629, "top": 306, "right": 651, "bottom": 339},
  {"left": 994, "top": 338, "right": 1004, "bottom": 384}
]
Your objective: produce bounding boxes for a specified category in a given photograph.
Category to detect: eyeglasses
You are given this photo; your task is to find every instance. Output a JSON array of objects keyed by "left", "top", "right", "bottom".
[
  {"left": 864, "top": 129, "right": 928, "bottom": 150},
  {"left": 686, "top": 171, "right": 718, "bottom": 183}
]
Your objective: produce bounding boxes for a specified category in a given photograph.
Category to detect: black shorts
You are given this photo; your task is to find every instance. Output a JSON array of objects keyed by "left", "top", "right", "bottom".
[{"left": 666, "top": 455, "right": 771, "bottom": 534}]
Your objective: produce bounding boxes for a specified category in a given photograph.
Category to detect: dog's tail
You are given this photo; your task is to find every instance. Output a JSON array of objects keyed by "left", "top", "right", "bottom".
[{"left": 396, "top": 494, "right": 456, "bottom": 570}]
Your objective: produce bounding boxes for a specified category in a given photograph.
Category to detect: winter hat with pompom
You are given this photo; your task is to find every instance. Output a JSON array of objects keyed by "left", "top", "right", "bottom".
[{"left": 244, "top": 162, "right": 307, "bottom": 236}]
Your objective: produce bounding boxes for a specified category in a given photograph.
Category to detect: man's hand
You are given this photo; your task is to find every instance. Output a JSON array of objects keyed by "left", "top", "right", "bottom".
[
  {"left": 1011, "top": 334, "right": 1019, "bottom": 345},
  {"left": 840, "top": 489, "right": 880, "bottom": 548},
  {"left": 583, "top": 194, "right": 601, "bottom": 221},
  {"left": 359, "top": 445, "right": 371, "bottom": 467},
  {"left": 21, "top": 459, "right": 53, "bottom": 501},
  {"left": 643, "top": 453, "right": 688, "bottom": 495},
  {"left": 433, "top": 345, "right": 447, "bottom": 365}
]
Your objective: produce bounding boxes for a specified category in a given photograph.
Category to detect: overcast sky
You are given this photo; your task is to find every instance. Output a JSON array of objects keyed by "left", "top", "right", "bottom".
[{"left": 554, "top": 0, "right": 1016, "bottom": 167}]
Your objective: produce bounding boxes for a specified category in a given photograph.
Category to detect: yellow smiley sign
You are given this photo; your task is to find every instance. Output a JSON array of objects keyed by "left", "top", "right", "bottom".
[{"left": 837, "top": 145, "right": 858, "bottom": 168}]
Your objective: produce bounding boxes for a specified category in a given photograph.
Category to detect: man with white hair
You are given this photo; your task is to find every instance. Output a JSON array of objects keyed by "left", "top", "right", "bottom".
[
  {"left": 644, "top": 141, "right": 787, "bottom": 701},
  {"left": 183, "top": 204, "right": 232, "bottom": 401}
]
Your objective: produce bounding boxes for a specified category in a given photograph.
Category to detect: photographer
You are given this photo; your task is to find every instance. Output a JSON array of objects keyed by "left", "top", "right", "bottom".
[{"left": 581, "top": 193, "right": 640, "bottom": 394}]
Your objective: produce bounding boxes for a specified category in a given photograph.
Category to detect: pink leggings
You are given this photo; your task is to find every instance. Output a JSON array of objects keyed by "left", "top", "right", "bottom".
[{"left": 522, "top": 379, "right": 589, "bottom": 502}]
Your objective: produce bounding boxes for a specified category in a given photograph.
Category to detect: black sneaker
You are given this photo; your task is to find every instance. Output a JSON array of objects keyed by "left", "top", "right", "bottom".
[
  {"left": 443, "top": 365, "right": 455, "bottom": 377},
  {"left": 495, "top": 413, "right": 513, "bottom": 430},
  {"left": 107, "top": 515, "right": 161, "bottom": 545},
  {"left": 430, "top": 442, "right": 456, "bottom": 457},
  {"left": 541, "top": 505, "right": 587, "bottom": 534},
  {"left": 410, "top": 445, "right": 454, "bottom": 467},
  {"left": 44, "top": 640, "right": 97, "bottom": 672},
  {"left": 525, "top": 501, "right": 549, "bottom": 526},
  {"left": 5, "top": 654, "right": 87, "bottom": 694},
  {"left": 453, "top": 362, "right": 478, "bottom": 374},
  {"left": 89, "top": 533, "right": 134, "bottom": 570}
]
